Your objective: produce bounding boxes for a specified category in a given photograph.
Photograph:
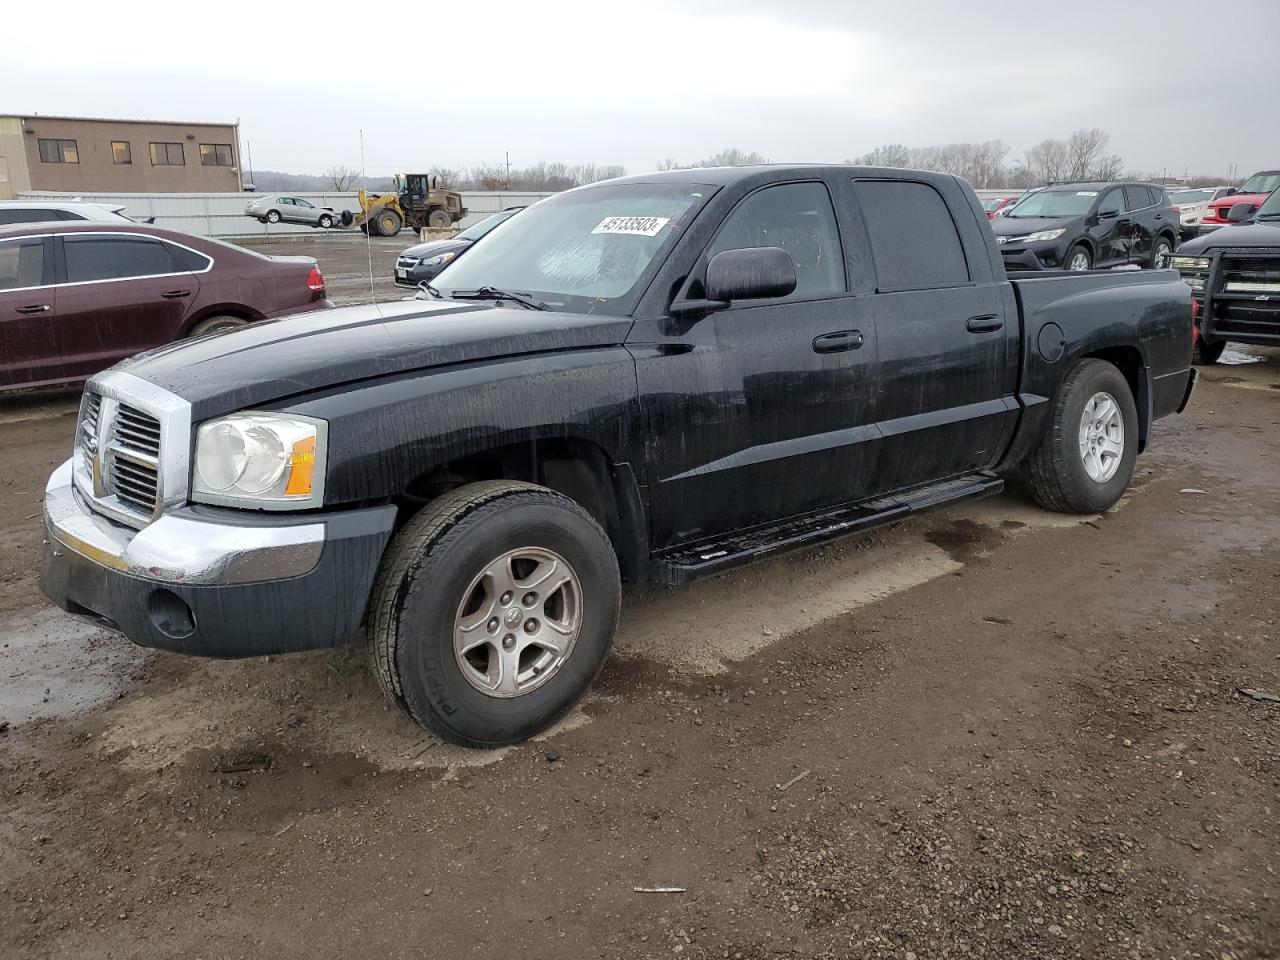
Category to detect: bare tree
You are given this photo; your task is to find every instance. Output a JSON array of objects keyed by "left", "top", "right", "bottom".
[
  {"left": 324, "top": 164, "right": 361, "bottom": 191},
  {"left": 1065, "top": 128, "right": 1111, "bottom": 180},
  {"left": 1024, "top": 139, "right": 1070, "bottom": 183},
  {"left": 432, "top": 166, "right": 463, "bottom": 189}
]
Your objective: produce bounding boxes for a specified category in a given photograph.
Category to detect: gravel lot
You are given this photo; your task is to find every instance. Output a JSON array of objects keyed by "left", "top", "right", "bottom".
[{"left": 1, "top": 240, "right": 1277, "bottom": 958}]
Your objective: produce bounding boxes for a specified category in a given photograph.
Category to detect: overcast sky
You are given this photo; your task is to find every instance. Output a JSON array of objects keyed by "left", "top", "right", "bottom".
[{"left": 5, "top": 0, "right": 1277, "bottom": 180}]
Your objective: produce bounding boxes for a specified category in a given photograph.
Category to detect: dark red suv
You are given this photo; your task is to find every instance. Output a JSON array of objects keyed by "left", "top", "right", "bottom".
[{"left": 0, "top": 222, "right": 332, "bottom": 393}]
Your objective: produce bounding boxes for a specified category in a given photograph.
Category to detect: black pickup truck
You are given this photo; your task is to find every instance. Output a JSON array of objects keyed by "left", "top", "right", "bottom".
[{"left": 41, "top": 165, "right": 1196, "bottom": 747}]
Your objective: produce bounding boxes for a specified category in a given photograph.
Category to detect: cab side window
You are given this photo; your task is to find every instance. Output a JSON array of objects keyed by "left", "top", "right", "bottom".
[
  {"left": 853, "top": 180, "right": 969, "bottom": 291},
  {"left": 1098, "top": 189, "right": 1127, "bottom": 217},
  {"left": 706, "top": 182, "right": 845, "bottom": 301}
]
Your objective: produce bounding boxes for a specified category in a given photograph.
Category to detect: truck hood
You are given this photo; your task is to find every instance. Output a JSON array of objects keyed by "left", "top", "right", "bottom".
[
  {"left": 1178, "top": 221, "right": 1280, "bottom": 254},
  {"left": 115, "top": 298, "right": 635, "bottom": 419},
  {"left": 1210, "top": 193, "right": 1268, "bottom": 210}
]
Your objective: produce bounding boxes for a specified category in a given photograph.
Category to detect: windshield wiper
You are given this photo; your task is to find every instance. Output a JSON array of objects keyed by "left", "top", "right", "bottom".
[
  {"left": 417, "top": 280, "right": 444, "bottom": 300},
  {"left": 449, "top": 286, "right": 546, "bottom": 311}
]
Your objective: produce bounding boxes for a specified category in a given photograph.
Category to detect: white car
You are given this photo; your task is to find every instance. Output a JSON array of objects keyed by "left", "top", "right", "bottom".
[
  {"left": 0, "top": 200, "right": 136, "bottom": 226},
  {"left": 1168, "top": 186, "right": 1232, "bottom": 237}
]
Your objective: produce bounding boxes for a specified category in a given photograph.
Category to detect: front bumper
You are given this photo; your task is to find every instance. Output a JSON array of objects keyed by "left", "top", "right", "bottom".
[
  {"left": 997, "top": 240, "right": 1068, "bottom": 271},
  {"left": 41, "top": 459, "right": 397, "bottom": 658},
  {"left": 393, "top": 263, "right": 446, "bottom": 288}
]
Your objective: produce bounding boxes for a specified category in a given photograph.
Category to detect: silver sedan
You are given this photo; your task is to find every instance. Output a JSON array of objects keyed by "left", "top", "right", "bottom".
[{"left": 244, "top": 195, "right": 345, "bottom": 228}]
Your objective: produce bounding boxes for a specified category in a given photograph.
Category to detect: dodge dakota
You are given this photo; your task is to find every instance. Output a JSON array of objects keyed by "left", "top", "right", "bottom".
[{"left": 42, "top": 165, "right": 1196, "bottom": 747}]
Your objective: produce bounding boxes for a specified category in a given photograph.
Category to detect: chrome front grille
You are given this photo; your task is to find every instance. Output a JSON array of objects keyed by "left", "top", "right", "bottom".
[
  {"left": 107, "top": 404, "right": 161, "bottom": 514},
  {"left": 72, "top": 372, "right": 192, "bottom": 529},
  {"left": 396, "top": 256, "right": 419, "bottom": 269}
]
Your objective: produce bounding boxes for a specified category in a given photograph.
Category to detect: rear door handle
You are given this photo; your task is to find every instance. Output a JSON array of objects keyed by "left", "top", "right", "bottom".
[
  {"left": 966, "top": 314, "right": 1003, "bottom": 333},
  {"left": 812, "top": 330, "right": 864, "bottom": 353},
  {"left": 14, "top": 304, "right": 51, "bottom": 314},
  {"left": 161, "top": 289, "right": 191, "bottom": 299}
]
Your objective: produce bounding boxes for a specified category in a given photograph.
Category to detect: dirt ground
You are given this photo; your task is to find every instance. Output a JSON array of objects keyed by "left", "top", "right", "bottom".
[{"left": 1, "top": 249, "right": 1278, "bottom": 958}]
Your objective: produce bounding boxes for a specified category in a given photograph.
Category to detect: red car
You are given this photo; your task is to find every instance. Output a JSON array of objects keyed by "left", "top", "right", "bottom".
[
  {"left": 1199, "top": 169, "right": 1280, "bottom": 232},
  {"left": 0, "top": 222, "right": 331, "bottom": 393},
  {"left": 982, "top": 194, "right": 1021, "bottom": 220}
]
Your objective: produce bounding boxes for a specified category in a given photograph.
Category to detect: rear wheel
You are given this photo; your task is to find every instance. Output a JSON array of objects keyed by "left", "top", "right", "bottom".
[
  {"left": 366, "top": 481, "right": 621, "bottom": 747},
  {"left": 187, "top": 315, "right": 247, "bottom": 338},
  {"left": 266, "top": 210, "right": 281, "bottom": 224},
  {"left": 318, "top": 213, "right": 333, "bottom": 229},
  {"left": 1024, "top": 359, "right": 1138, "bottom": 514},
  {"left": 1149, "top": 235, "right": 1174, "bottom": 269},
  {"left": 428, "top": 209, "right": 452, "bottom": 229},
  {"left": 1193, "top": 336, "right": 1227, "bottom": 365},
  {"left": 1065, "top": 245, "right": 1091, "bottom": 272}
]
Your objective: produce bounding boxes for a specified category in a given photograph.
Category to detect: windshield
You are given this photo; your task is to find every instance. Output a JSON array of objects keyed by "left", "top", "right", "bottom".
[
  {"left": 1239, "top": 172, "right": 1280, "bottom": 195},
  {"left": 1255, "top": 190, "right": 1280, "bottom": 219},
  {"left": 455, "top": 209, "right": 520, "bottom": 243},
  {"left": 1170, "top": 189, "right": 1215, "bottom": 205},
  {"left": 432, "top": 182, "right": 709, "bottom": 315},
  {"left": 981, "top": 197, "right": 1011, "bottom": 211},
  {"left": 1005, "top": 189, "right": 1097, "bottom": 218}
]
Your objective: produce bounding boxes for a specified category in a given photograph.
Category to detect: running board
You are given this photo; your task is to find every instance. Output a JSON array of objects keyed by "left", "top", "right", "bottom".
[{"left": 650, "top": 472, "right": 1004, "bottom": 585}]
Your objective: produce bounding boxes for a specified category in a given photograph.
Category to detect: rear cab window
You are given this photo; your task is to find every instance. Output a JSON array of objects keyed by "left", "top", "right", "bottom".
[{"left": 852, "top": 180, "right": 970, "bottom": 291}]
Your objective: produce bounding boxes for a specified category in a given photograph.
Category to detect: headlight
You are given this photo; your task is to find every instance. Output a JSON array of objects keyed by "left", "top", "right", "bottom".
[
  {"left": 1170, "top": 256, "right": 1210, "bottom": 272},
  {"left": 1026, "top": 228, "right": 1067, "bottom": 242},
  {"left": 193, "top": 413, "right": 327, "bottom": 509},
  {"left": 424, "top": 252, "right": 457, "bottom": 267}
]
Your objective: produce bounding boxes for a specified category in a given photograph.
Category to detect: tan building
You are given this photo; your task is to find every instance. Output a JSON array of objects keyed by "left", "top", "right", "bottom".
[{"left": 0, "top": 114, "right": 242, "bottom": 198}]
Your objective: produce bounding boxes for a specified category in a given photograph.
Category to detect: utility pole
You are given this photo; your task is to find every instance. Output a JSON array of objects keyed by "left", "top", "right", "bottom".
[
  {"left": 505, "top": 150, "right": 511, "bottom": 189},
  {"left": 246, "top": 140, "right": 255, "bottom": 191}
]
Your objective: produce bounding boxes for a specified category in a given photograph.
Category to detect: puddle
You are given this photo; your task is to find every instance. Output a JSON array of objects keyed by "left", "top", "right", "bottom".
[{"left": 0, "top": 607, "right": 147, "bottom": 725}]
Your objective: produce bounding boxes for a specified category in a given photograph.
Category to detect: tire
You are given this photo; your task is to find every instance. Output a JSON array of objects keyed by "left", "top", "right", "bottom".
[
  {"left": 1024, "top": 359, "right": 1139, "bottom": 514},
  {"left": 1149, "top": 234, "right": 1174, "bottom": 269},
  {"left": 376, "top": 210, "right": 403, "bottom": 236},
  {"left": 1193, "top": 336, "right": 1227, "bottom": 365},
  {"left": 428, "top": 209, "right": 452, "bottom": 229},
  {"left": 1064, "top": 244, "right": 1091, "bottom": 272},
  {"left": 359, "top": 223, "right": 369, "bottom": 235},
  {"left": 266, "top": 210, "right": 281, "bottom": 224},
  {"left": 366, "top": 480, "right": 621, "bottom": 747},
  {"left": 318, "top": 213, "right": 333, "bottom": 229},
  {"left": 187, "top": 315, "right": 248, "bottom": 338}
]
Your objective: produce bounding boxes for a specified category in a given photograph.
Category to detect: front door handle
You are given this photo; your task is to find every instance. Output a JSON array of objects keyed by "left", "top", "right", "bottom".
[
  {"left": 812, "top": 330, "right": 864, "bottom": 353},
  {"left": 14, "top": 304, "right": 51, "bottom": 314},
  {"left": 966, "top": 314, "right": 1003, "bottom": 333},
  {"left": 161, "top": 290, "right": 191, "bottom": 300}
]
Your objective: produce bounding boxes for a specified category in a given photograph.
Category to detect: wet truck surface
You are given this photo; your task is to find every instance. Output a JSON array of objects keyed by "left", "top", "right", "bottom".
[{"left": 41, "top": 165, "right": 1197, "bottom": 747}]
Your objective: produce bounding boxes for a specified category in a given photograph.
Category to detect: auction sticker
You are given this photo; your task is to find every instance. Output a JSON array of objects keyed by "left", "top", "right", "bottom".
[
  {"left": 1076, "top": 191, "right": 1098, "bottom": 197},
  {"left": 592, "top": 216, "right": 670, "bottom": 237}
]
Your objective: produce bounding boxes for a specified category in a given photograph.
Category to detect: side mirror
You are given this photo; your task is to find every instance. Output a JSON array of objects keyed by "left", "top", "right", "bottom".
[
  {"left": 1226, "top": 202, "right": 1257, "bottom": 223},
  {"left": 705, "top": 247, "right": 797, "bottom": 303},
  {"left": 1226, "top": 187, "right": 1238, "bottom": 196}
]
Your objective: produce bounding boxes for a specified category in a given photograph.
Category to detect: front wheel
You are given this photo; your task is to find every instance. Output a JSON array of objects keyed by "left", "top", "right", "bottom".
[
  {"left": 428, "top": 209, "right": 452, "bottom": 229},
  {"left": 1193, "top": 336, "right": 1227, "bottom": 365},
  {"left": 1065, "top": 245, "right": 1091, "bottom": 272},
  {"left": 366, "top": 481, "right": 621, "bottom": 747},
  {"left": 318, "top": 213, "right": 333, "bottom": 229},
  {"left": 1024, "top": 359, "right": 1138, "bottom": 514}
]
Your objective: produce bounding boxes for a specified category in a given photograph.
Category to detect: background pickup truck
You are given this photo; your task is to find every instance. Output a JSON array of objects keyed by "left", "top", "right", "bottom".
[{"left": 41, "top": 165, "right": 1196, "bottom": 748}]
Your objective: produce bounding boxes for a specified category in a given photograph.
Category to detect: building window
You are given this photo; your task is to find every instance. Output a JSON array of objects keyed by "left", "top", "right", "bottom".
[
  {"left": 199, "top": 143, "right": 234, "bottom": 167},
  {"left": 150, "top": 142, "right": 185, "bottom": 166},
  {"left": 112, "top": 141, "right": 132, "bottom": 165},
  {"left": 37, "top": 138, "right": 79, "bottom": 163}
]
